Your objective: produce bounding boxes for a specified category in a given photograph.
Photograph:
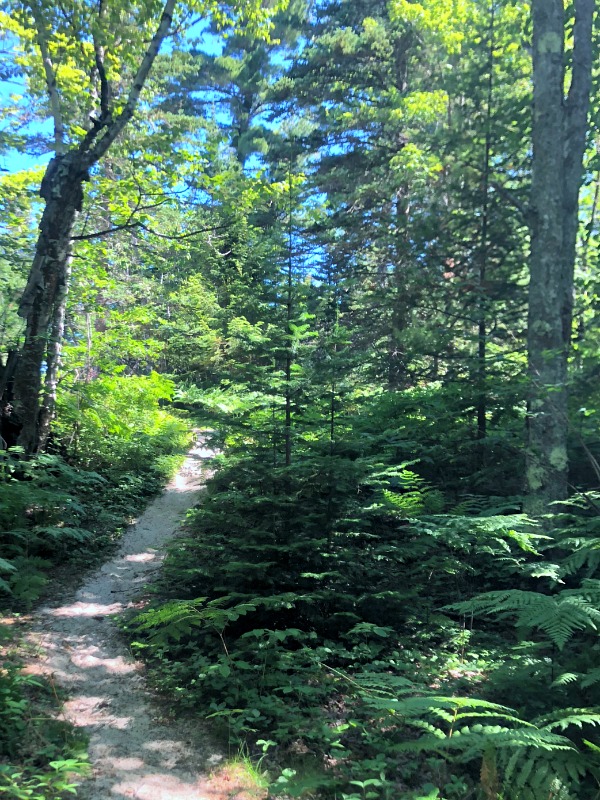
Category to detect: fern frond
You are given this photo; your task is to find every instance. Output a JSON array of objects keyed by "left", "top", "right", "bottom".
[
  {"left": 395, "top": 725, "right": 574, "bottom": 755},
  {"left": 581, "top": 667, "right": 600, "bottom": 688},
  {"left": 561, "top": 537, "right": 600, "bottom": 576},
  {"left": 533, "top": 708, "right": 600, "bottom": 732},
  {"left": 571, "top": 578, "right": 600, "bottom": 602},
  {"left": 447, "top": 590, "right": 554, "bottom": 617},
  {"left": 362, "top": 694, "right": 516, "bottom": 720},
  {"left": 350, "top": 672, "right": 415, "bottom": 695},
  {"left": 446, "top": 585, "right": 600, "bottom": 649},
  {"left": 39, "top": 526, "right": 92, "bottom": 543},
  {"left": 552, "top": 672, "right": 582, "bottom": 687},
  {"left": 130, "top": 598, "right": 209, "bottom": 642},
  {"left": 500, "top": 746, "right": 586, "bottom": 799}
]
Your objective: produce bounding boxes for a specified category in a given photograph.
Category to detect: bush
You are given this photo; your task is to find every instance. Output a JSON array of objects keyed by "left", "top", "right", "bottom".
[{"left": 53, "top": 371, "right": 190, "bottom": 475}]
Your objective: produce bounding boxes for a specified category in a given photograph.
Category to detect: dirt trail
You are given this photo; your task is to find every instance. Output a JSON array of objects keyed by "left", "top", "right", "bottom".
[{"left": 24, "top": 438, "right": 258, "bottom": 800}]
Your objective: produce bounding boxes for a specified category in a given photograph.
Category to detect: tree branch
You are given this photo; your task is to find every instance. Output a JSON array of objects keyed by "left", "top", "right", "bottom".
[
  {"left": 139, "top": 220, "right": 231, "bottom": 240},
  {"left": 92, "top": 0, "right": 111, "bottom": 121},
  {"left": 28, "top": 0, "right": 65, "bottom": 153},
  {"left": 81, "top": 0, "right": 177, "bottom": 168},
  {"left": 489, "top": 179, "right": 531, "bottom": 225},
  {"left": 71, "top": 219, "right": 231, "bottom": 241}
]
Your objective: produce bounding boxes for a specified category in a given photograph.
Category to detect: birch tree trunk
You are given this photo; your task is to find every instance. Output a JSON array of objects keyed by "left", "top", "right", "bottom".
[
  {"left": 525, "top": 0, "right": 594, "bottom": 514},
  {"left": 12, "top": 157, "right": 84, "bottom": 453}
]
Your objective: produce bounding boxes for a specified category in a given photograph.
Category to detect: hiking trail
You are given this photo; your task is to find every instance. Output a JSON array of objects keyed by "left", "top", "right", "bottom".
[{"left": 24, "top": 437, "right": 262, "bottom": 800}]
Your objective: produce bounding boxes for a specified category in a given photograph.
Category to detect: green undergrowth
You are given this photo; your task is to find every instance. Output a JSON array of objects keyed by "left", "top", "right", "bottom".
[
  {"left": 0, "top": 643, "right": 89, "bottom": 799},
  {"left": 0, "top": 374, "right": 191, "bottom": 798},
  {"left": 1, "top": 375, "right": 191, "bottom": 608},
  {"left": 123, "top": 424, "right": 600, "bottom": 799}
]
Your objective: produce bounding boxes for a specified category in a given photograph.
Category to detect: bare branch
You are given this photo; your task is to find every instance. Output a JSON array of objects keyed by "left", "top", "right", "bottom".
[
  {"left": 71, "top": 219, "right": 231, "bottom": 242},
  {"left": 138, "top": 220, "right": 231, "bottom": 240}
]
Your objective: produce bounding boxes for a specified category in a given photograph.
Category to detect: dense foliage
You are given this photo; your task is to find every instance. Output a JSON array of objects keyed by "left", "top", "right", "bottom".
[{"left": 1, "top": 0, "right": 600, "bottom": 797}]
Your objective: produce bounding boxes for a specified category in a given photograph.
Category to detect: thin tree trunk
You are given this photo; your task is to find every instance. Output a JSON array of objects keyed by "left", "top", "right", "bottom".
[
  {"left": 476, "top": 3, "right": 494, "bottom": 447},
  {"left": 573, "top": 170, "right": 600, "bottom": 358},
  {"left": 388, "top": 192, "right": 410, "bottom": 390},
  {"left": 0, "top": 350, "right": 19, "bottom": 405},
  {"left": 85, "top": 311, "right": 94, "bottom": 382},
  {"left": 13, "top": 162, "right": 82, "bottom": 452},
  {"left": 37, "top": 256, "right": 72, "bottom": 450},
  {"left": 284, "top": 153, "right": 294, "bottom": 468}
]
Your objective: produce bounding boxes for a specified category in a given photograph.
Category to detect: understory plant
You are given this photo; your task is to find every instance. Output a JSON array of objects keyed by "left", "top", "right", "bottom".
[
  {"left": 123, "top": 409, "right": 600, "bottom": 799},
  {"left": 0, "top": 652, "right": 89, "bottom": 799},
  {"left": 0, "top": 372, "right": 190, "bottom": 608}
]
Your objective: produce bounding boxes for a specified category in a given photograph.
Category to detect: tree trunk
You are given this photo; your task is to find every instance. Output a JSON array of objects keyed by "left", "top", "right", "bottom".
[
  {"left": 12, "top": 155, "right": 85, "bottom": 453},
  {"left": 525, "top": 0, "right": 593, "bottom": 515},
  {"left": 0, "top": 350, "right": 18, "bottom": 405},
  {"left": 37, "top": 254, "right": 72, "bottom": 451},
  {"left": 476, "top": 2, "right": 495, "bottom": 449}
]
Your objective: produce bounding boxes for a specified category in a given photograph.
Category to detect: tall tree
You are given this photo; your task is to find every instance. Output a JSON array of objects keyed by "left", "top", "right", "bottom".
[
  {"left": 173, "top": 0, "right": 306, "bottom": 167},
  {"left": 526, "top": 0, "right": 594, "bottom": 513},
  {"left": 1, "top": 0, "right": 272, "bottom": 453}
]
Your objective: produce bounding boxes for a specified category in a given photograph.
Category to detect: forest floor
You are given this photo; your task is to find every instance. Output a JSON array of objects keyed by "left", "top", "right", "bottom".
[{"left": 21, "top": 436, "right": 266, "bottom": 800}]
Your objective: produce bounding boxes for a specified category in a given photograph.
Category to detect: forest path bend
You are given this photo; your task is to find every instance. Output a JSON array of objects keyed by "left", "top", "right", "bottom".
[{"left": 24, "top": 437, "right": 253, "bottom": 800}]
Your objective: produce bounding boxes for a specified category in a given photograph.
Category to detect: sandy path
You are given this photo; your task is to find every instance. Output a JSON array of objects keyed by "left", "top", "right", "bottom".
[{"left": 24, "top": 438, "right": 256, "bottom": 800}]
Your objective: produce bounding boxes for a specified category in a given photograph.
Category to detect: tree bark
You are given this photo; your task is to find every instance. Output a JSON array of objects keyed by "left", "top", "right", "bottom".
[
  {"left": 12, "top": 155, "right": 84, "bottom": 453},
  {"left": 37, "top": 255, "right": 72, "bottom": 451},
  {"left": 525, "top": 0, "right": 594, "bottom": 514}
]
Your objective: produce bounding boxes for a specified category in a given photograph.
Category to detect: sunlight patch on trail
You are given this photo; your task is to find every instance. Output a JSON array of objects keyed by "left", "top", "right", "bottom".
[
  {"left": 124, "top": 552, "right": 157, "bottom": 563},
  {"left": 49, "top": 601, "right": 125, "bottom": 617},
  {"left": 70, "top": 650, "right": 138, "bottom": 674}
]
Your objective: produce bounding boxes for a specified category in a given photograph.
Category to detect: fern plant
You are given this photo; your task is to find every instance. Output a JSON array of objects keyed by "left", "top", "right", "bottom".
[
  {"left": 0, "top": 450, "right": 105, "bottom": 604},
  {"left": 443, "top": 579, "right": 600, "bottom": 797},
  {"left": 446, "top": 581, "right": 600, "bottom": 651},
  {"left": 329, "top": 672, "right": 600, "bottom": 800}
]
